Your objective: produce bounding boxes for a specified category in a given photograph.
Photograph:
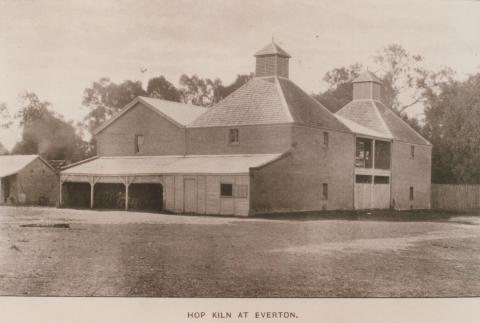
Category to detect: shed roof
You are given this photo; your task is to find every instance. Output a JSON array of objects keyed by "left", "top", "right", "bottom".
[
  {"left": 0, "top": 155, "right": 53, "bottom": 177},
  {"left": 189, "top": 76, "right": 349, "bottom": 132},
  {"left": 61, "top": 154, "right": 284, "bottom": 176},
  {"left": 94, "top": 96, "right": 208, "bottom": 134}
]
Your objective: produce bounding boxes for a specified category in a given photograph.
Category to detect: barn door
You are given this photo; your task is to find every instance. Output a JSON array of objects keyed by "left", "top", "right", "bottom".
[
  {"left": 184, "top": 178, "right": 197, "bottom": 213},
  {"left": 355, "top": 175, "right": 391, "bottom": 209}
]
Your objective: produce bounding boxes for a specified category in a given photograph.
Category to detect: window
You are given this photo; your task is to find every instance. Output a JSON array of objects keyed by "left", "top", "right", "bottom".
[
  {"left": 220, "top": 183, "right": 233, "bottom": 197},
  {"left": 135, "top": 135, "right": 144, "bottom": 154},
  {"left": 409, "top": 186, "right": 414, "bottom": 200},
  {"left": 374, "top": 140, "right": 391, "bottom": 169},
  {"left": 374, "top": 176, "right": 390, "bottom": 184},
  {"left": 355, "top": 138, "right": 373, "bottom": 168},
  {"left": 229, "top": 129, "right": 239, "bottom": 144},
  {"left": 411, "top": 145, "right": 415, "bottom": 159},
  {"left": 322, "top": 183, "right": 328, "bottom": 200},
  {"left": 356, "top": 175, "right": 372, "bottom": 183},
  {"left": 323, "top": 132, "right": 329, "bottom": 148}
]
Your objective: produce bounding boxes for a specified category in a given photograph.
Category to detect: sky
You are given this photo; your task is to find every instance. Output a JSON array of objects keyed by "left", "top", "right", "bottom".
[{"left": 1, "top": 0, "right": 480, "bottom": 149}]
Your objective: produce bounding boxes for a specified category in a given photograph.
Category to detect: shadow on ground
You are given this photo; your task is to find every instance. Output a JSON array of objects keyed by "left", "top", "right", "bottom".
[{"left": 254, "top": 209, "right": 480, "bottom": 224}]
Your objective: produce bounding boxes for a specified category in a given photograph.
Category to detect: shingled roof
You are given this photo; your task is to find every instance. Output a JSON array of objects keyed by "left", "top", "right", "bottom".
[
  {"left": 336, "top": 100, "right": 430, "bottom": 145},
  {"left": 353, "top": 71, "right": 382, "bottom": 84},
  {"left": 254, "top": 41, "right": 291, "bottom": 58},
  {"left": 189, "top": 76, "right": 349, "bottom": 132}
]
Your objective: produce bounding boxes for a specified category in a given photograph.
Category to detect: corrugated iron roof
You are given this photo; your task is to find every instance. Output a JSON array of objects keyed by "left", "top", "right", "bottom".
[
  {"left": 254, "top": 41, "right": 291, "bottom": 58},
  {"left": 61, "top": 154, "right": 284, "bottom": 176},
  {"left": 190, "top": 76, "right": 349, "bottom": 132},
  {"left": 0, "top": 155, "right": 45, "bottom": 177},
  {"left": 95, "top": 96, "right": 208, "bottom": 134}
]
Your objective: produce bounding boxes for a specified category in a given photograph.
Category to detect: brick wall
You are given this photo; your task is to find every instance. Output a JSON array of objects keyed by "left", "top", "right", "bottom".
[
  {"left": 250, "top": 126, "right": 355, "bottom": 214},
  {"left": 391, "top": 141, "right": 431, "bottom": 209},
  {"left": 186, "top": 124, "right": 292, "bottom": 155},
  {"left": 96, "top": 103, "right": 186, "bottom": 156}
]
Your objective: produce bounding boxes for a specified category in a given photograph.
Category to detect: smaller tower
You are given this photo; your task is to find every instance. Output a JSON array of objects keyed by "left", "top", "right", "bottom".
[
  {"left": 352, "top": 71, "right": 382, "bottom": 101},
  {"left": 254, "top": 40, "right": 291, "bottom": 78}
]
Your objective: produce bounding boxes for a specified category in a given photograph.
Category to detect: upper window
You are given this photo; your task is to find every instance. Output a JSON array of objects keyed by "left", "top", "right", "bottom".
[
  {"left": 409, "top": 186, "right": 414, "bottom": 200},
  {"left": 229, "top": 129, "right": 239, "bottom": 145},
  {"left": 323, "top": 132, "right": 329, "bottom": 148},
  {"left": 135, "top": 134, "right": 144, "bottom": 154},
  {"left": 374, "top": 140, "right": 391, "bottom": 170},
  {"left": 220, "top": 183, "right": 233, "bottom": 197},
  {"left": 355, "top": 138, "right": 373, "bottom": 168},
  {"left": 411, "top": 145, "right": 415, "bottom": 159}
]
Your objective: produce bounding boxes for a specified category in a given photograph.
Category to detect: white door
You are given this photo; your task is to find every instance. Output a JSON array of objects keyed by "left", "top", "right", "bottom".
[
  {"left": 184, "top": 179, "right": 197, "bottom": 213},
  {"left": 355, "top": 183, "right": 372, "bottom": 209},
  {"left": 373, "top": 184, "right": 390, "bottom": 209}
]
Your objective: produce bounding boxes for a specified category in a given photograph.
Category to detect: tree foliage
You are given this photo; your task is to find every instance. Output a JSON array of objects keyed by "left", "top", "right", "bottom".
[
  {"left": 12, "top": 92, "right": 91, "bottom": 162},
  {"left": 423, "top": 73, "right": 480, "bottom": 183},
  {"left": 82, "top": 78, "right": 146, "bottom": 133},
  {"left": 82, "top": 74, "right": 252, "bottom": 135}
]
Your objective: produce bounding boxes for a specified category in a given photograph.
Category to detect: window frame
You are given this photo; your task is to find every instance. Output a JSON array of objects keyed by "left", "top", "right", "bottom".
[
  {"left": 323, "top": 131, "right": 329, "bottom": 148},
  {"left": 228, "top": 128, "right": 239, "bottom": 145},
  {"left": 409, "top": 186, "right": 414, "bottom": 201},
  {"left": 135, "top": 134, "right": 145, "bottom": 154},
  {"left": 411, "top": 145, "right": 415, "bottom": 159},
  {"left": 220, "top": 183, "right": 233, "bottom": 198},
  {"left": 322, "top": 183, "right": 328, "bottom": 200}
]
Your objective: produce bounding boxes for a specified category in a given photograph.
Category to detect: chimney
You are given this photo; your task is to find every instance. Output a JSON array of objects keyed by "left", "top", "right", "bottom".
[
  {"left": 254, "top": 40, "right": 291, "bottom": 78},
  {"left": 352, "top": 71, "right": 382, "bottom": 101}
]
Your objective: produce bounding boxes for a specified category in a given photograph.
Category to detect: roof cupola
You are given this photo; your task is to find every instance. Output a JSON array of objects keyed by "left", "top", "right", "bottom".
[
  {"left": 352, "top": 71, "right": 382, "bottom": 101},
  {"left": 254, "top": 40, "right": 291, "bottom": 78}
]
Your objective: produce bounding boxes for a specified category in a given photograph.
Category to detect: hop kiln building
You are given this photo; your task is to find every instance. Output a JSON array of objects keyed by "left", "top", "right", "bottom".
[{"left": 60, "top": 41, "right": 431, "bottom": 215}]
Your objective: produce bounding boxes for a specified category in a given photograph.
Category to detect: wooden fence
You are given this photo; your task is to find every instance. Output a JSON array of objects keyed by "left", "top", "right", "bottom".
[{"left": 431, "top": 184, "right": 480, "bottom": 211}]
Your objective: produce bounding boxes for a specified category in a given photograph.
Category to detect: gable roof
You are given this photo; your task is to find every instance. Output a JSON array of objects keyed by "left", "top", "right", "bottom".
[
  {"left": 0, "top": 155, "right": 56, "bottom": 177},
  {"left": 189, "top": 76, "right": 349, "bottom": 132},
  {"left": 254, "top": 41, "right": 291, "bottom": 58},
  {"left": 336, "top": 100, "right": 430, "bottom": 145},
  {"left": 94, "top": 96, "right": 208, "bottom": 135}
]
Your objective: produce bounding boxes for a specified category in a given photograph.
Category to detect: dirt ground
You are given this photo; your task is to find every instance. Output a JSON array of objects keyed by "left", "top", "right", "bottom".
[{"left": 0, "top": 206, "right": 479, "bottom": 297}]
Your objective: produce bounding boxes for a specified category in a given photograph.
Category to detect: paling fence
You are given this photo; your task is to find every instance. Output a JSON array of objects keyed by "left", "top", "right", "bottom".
[{"left": 431, "top": 184, "right": 480, "bottom": 211}]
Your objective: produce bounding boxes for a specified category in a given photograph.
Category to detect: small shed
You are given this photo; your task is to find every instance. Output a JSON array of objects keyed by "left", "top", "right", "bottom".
[{"left": 0, "top": 155, "right": 58, "bottom": 206}]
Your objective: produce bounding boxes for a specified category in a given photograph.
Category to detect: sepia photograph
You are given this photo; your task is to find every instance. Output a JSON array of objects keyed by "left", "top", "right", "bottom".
[{"left": 1, "top": 0, "right": 480, "bottom": 321}]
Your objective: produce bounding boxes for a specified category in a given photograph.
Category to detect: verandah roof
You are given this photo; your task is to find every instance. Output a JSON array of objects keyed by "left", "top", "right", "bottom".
[{"left": 61, "top": 154, "right": 284, "bottom": 176}]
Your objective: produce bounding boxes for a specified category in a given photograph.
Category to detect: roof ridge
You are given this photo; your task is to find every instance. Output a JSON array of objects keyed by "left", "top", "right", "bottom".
[
  {"left": 274, "top": 78, "right": 294, "bottom": 123},
  {"left": 370, "top": 101, "right": 393, "bottom": 137}
]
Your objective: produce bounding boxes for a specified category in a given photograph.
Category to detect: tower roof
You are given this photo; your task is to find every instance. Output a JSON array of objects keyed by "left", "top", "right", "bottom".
[
  {"left": 353, "top": 71, "right": 382, "bottom": 84},
  {"left": 254, "top": 41, "right": 291, "bottom": 58}
]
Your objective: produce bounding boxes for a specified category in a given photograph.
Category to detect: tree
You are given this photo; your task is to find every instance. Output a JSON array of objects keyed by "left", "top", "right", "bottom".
[
  {"left": 12, "top": 92, "right": 91, "bottom": 162},
  {"left": 0, "top": 102, "right": 13, "bottom": 129},
  {"left": 82, "top": 78, "right": 146, "bottom": 133},
  {"left": 146, "top": 76, "right": 181, "bottom": 102},
  {"left": 422, "top": 73, "right": 480, "bottom": 184},
  {"left": 212, "top": 74, "right": 253, "bottom": 103},
  {"left": 313, "top": 64, "right": 362, "bottom": 113},
  {"left": 179, "top": 74, "right": 216, "bottom": 106}
]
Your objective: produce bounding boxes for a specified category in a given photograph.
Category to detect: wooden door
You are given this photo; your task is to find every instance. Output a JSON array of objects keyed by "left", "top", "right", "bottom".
[
  {"left": 184, "top": 178, "right": 197, "bottom": 213},
  {"left": 373, "top": 184, "right": 390, "bottom": 209},
  {"left": 355, "top": 183, "right": 372, "bottom": 209}
]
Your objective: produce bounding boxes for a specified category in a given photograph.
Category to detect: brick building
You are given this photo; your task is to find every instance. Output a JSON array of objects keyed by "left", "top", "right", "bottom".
[
  {"left": 0, "top": 155, "right": 58, "bottom": 206},
  {"left": 60, "top": 41, "right": 431, "bottom": 215}
]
